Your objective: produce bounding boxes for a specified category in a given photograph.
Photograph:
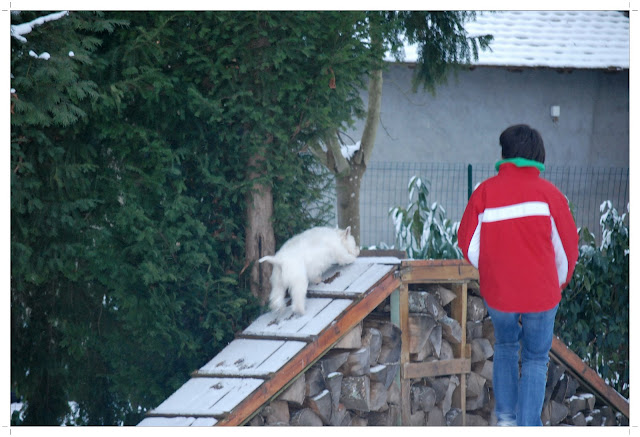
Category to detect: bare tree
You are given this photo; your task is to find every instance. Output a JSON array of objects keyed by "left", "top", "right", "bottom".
[
  {"left": 309, "top": 69, "right": 383, "bottom": 246},
  {"left": 310, "top": 11, "right": 492, "bottom": 246}
]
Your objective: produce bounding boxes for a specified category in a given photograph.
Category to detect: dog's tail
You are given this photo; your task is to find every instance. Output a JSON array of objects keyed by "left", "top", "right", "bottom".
[{"left": 258, "top": 255, "right": 279, "bottom": 265}]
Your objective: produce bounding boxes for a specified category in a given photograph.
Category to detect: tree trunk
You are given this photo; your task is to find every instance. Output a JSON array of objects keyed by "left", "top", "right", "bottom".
[
  {"left": 335, "top": 68, "right": 382, "bottom": 246},
  {"left": 359, "top": 69, "right": 383, "bottom": 166},
  {"left": 336, "top": 163, "right": 365, "bottom": 246},
  {"left": 245, "top": 152, "right": 275, "bottom": 305},
  {"left": 307, "top": 67, "right": 382, "bottom": 247}
]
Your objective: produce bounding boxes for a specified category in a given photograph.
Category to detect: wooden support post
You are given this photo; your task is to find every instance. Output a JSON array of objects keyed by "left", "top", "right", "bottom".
[
  {"left": 449, "top": 283, "right": 467, "bottom": 356},
  {"left": 395, "top": 262, "right": 480, "bottom": 426},
  {"left": 395, "top": 283, "right": 411, "bottom": 426},
  {"left": 390, "top": 287, "right": 402, "bottom": 426},
  {"left": 449, "top": 282, "right": 467, "bottom": 426},
  {"left": 390, "top": 287, "right": 401, "bottom": 330}
]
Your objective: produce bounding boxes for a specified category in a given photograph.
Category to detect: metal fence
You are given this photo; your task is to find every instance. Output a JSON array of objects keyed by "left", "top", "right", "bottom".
[{"left": 350, "top": 162, "right": 629, "bottom": 247}]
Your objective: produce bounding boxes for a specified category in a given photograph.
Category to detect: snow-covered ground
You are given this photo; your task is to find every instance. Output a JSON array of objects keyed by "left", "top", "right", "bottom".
[
  {"left": 10, "top": 402, "right": 24, "bottom": 422},
  {"left": 10, "top": 401, "right": 85, "bottom": 425}
]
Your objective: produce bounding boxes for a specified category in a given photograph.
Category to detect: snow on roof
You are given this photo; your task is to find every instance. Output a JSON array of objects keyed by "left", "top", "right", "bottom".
[{"left": 391, "top": 10, "right": 629, "bottom": 70}]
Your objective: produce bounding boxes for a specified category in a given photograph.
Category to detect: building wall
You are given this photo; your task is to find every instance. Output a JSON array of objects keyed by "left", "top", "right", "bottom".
[
  {"left": 342, "top": 64, "right": 629, "bottom": 246},
  {"left": 348, "top": 64, "right": 629, "bottom": 167}
]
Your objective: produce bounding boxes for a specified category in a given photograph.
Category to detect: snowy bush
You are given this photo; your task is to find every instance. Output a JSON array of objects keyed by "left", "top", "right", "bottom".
[
  {"left": 556, "top": 201, "right": 629, "bottom": 398},
  {"left": 389, "top": 176, "right": 462, "bottom": 259}
]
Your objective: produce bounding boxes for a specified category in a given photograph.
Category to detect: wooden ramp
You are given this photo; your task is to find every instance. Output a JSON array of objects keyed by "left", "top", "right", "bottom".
[
  {"left": 139, "top": 257, "right": 629, "bottom": 426},
  {"left": 138, "top": 257, "right": 401, "bottom": 427},
  {"left": 550, "top": 336, "right": 629, "bottom": 420}
]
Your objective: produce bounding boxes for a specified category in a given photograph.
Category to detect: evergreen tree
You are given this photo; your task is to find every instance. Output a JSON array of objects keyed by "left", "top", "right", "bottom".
[
  {"left": 11, "top": 11, "right": 370, "bottom": 425},
  {"left": 11, "top": 11, "right": 131, "bottom": 424},
  {"left": 11, "top": 10, "right": 488, "bottom": 425}
]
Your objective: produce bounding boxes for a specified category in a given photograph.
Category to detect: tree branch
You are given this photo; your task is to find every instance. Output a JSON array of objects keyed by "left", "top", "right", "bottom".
[
  {"left": 306, "top": 138, "right": 329, "bottom": 168},
  {"left": 324, "top": 132, "right": 351, "bottom": 176},
  {"left": 359, "top": 68, "right": 383, "bottom": 166},
  {"left": 11, "top": 11, "right": 70, "bottom": 43}
]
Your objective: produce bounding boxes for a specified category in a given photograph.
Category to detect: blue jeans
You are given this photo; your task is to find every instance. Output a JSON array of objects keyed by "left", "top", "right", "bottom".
[{"left": 486, "top": 303, "right": 558, "bottom": 426}]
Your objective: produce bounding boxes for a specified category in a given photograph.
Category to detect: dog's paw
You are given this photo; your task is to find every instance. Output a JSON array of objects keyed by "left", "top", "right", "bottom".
[
  {"left": 291, "top": 303, "right": 306, "bottom": 316},
  {"left": 269, "top": 297, "right": 285, "bottom": 312},
  {"left": 338, "top": 254, "right": 357, "bottom": 265},
  {"left": 309, "top": 276, "right": 322, "bottom": 284}
]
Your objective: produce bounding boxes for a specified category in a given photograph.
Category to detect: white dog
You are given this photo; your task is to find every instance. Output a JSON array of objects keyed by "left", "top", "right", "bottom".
[{"left": 259, "top": 226, "right": 360, "bottom": 315}]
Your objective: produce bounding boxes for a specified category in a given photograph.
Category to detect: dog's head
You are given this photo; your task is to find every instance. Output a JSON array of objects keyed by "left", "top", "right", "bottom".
[{"left": 340, "top": 226, "right": 360, "bottom": 257}]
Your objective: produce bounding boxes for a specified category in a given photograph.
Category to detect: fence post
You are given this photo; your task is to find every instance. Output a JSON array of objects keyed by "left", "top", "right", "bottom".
[{"left": 467, "top": 164, "right": 472, "bottom": 201}]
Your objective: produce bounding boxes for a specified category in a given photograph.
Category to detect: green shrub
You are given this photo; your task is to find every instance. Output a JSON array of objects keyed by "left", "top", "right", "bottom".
[
  {"left": 556, "top": 201, "right": 629, "bottom": 398},
  {"left": 10, "top": 11, "right": 337, "bottom": 425},
  {"left": 389, "top": 176, "right": 462, "bottom": 259}
]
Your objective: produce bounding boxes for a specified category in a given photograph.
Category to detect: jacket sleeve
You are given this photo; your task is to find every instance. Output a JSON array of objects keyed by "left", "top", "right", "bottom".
[
  {"left": 550, "top": 193, "right": 579, "bottom": 290},
  {"left": 458, "top": 188, "right": 483, "bottom": 267}
]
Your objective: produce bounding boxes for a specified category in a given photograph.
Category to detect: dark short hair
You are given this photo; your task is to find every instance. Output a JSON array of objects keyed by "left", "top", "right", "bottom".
[{"left": 499, "top": 124, "right": 545, "bottom": 164}]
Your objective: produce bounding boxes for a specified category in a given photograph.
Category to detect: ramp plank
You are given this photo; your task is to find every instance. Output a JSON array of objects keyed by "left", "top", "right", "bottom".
[
  {"left": 138, "top": 416, "right": 218, "bottom": 426},
  {"left": 138, "top": 417, "right": 197, "bottom": 426},
  {"left": 345, "top": 264, "right": 395, "bottom": 293},
  {"left": 151, "top": 377, "right": 263, "bottom": 417},
  {"left": 308, "top": 262, "right": 373, "bottom": 293},
  {"left": 243, "top": 298, "right": 351, "bottom": 339},
  {"left": 354, "top": 256, "right": 402, "bottom": 265},
  {"left": 198, "top": 339, "right": 306, "bottom": 377}
]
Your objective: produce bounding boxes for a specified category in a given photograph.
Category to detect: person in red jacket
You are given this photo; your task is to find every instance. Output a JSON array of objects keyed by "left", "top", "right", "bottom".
[{"left": 458, "top": 124, "right": 578, "bottom": 426}]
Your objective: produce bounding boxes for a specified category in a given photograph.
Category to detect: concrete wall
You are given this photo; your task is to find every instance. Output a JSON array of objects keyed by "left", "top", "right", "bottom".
[
  {"left": 342, "top": 64, "right": 629, "bottom": 246},
  {"left": 348, "top": 64, "right": 629, "bottom": 167}
]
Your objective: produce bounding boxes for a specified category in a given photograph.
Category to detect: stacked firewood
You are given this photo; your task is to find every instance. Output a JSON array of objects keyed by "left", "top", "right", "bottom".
[
  {"left": 247, "top": 282, "right": 627, "bottom": 426},
  {"left": 247, "top": 319, "right": 403, "bottom": 426},
  {"left": 403, "top": 283, "right": 493, "bottom": 426},
  {"left": 541, "top": 361, "right": 627, "bottom": 426}
]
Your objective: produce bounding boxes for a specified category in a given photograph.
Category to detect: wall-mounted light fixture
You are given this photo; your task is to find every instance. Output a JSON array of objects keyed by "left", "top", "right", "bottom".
[{"left": 550, "top": 105, "right": 560, "bottom": 123}]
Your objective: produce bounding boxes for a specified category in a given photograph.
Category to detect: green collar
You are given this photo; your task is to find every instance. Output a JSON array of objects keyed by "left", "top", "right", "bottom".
[{"left": 495, "top": 157, "right": 545, "bottom": 172}]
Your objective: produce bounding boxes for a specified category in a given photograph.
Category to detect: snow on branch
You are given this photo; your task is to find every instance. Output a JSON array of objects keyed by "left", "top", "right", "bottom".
[
  {"left": 340, "top": 141, "right": 361, "bottom": 161},
  {"left": 11, "top": 11, "right": 69, "bottom": 43},
  {"left": 29, "top": 50, "right": 51, "bottom": 60}
]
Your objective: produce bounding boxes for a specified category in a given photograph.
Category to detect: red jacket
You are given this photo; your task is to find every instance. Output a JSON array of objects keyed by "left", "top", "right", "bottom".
[{"left": 458, "top": 159, "right": 579, "bottom": 312}]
